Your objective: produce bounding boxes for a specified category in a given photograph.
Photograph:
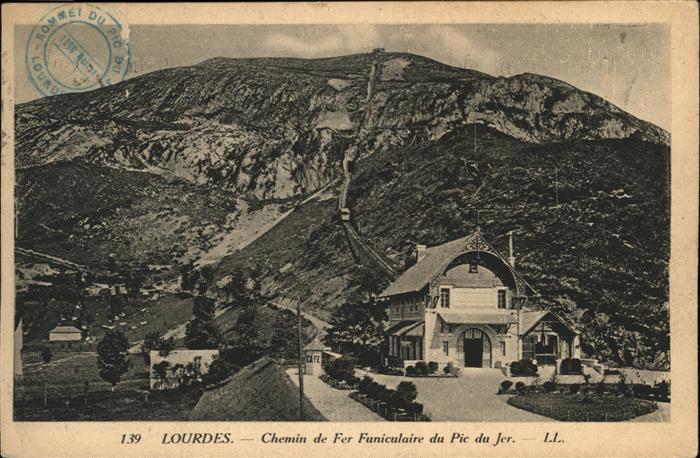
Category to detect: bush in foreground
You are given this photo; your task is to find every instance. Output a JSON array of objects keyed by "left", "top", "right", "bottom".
[
  {"left": 499, "top": 380, "right": 513, "bottom": 394},
  {"left": 510, "top": 359, "right": 538, "bottom": 376}
]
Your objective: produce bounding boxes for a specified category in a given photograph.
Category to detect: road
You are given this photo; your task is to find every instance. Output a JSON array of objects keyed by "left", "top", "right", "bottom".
[
  {"left": 358, "top": 368, "right": 552, "bottom": 422},
  {"left": 268, "top": 300, "right": 330, "bottom": 332},
  {"left": 286, "top": 368, "right": 384, "bottom": 421}
]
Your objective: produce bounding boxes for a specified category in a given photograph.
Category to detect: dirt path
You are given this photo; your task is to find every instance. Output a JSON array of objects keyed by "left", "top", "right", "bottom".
[
  {"left": 23, "top": 352, "right": 96, "bottom": 368},
  {"left": 268, "top": 301, "right": 330, "bottom": 333},
  {"left": 286, "top": 368, "right": 384, "bottom": 421}
]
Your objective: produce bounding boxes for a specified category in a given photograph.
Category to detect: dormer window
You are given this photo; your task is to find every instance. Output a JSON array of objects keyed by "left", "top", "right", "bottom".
[{"left": 469, "top": 263, "right": 478, "bottom": 273}]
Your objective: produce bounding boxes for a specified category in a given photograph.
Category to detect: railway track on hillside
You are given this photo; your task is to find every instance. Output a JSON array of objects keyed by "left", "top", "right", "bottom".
[{"left": 336, "top": 50, "right": 398, "bottom": 282}]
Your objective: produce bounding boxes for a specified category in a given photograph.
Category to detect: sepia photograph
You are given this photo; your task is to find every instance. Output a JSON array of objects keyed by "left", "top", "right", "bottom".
[{"left": 1, "top": 2, "right": 698, "bottom": 457}]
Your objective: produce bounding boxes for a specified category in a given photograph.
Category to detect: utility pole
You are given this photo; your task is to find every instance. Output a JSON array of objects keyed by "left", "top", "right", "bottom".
[{"left": 296, "top": 299, "right": 305, "bottom": 421}]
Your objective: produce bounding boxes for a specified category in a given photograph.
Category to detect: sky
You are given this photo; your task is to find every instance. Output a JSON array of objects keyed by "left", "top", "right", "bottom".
[{"left": 15, "top": 24, "right": 670, "bottom": 130}]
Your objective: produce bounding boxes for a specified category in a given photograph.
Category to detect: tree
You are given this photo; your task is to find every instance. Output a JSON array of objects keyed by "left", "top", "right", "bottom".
[
  {"left": 268, "top": 312, "right": 298, "bottom": 359},
  {"left": 41, "top": 346, "right": 53, "bottom": 364},
  {"left": 141, "top": 332, "right": 162, "bottom": 365},
  {"left": 324, "top": 297, "right": 387, "bottom": 351},
  {"left": 97, "top": 329, "right": 130, "bottom": 391},
  {"left": 141, "top": 332, "right": 175, "bottom": 365},
  {"left": 76, "top": 305, "right": 95, "bottom": 338},
  {"left": 124, "top": 269, "right": 146, "bottom": 300},
  {"left": 108, "top": 294, "right": 123, "bottom": 317},
  {"left": 184, "top": 295, "right": 220, "bottom": 350},
  {"left": 180, "top": 262, "right": 199, "bottom": 292},
  {"left": 220, "top": 305, "right": 267, "bottom": 367},
  {"left": 152, "top": 361, "right": 171, "bottom": 389},
  {"left": 347, "top": 265, "right": 389, "bottom": 303},
  {"left": 220, "top": 268, "right": 263, "bottom": 309},
  {"left": 202, "top": 356, "right": 238, "bottom": 386},
  {"left": 199, "top": 265, "right": 215, "bottom": 293}
]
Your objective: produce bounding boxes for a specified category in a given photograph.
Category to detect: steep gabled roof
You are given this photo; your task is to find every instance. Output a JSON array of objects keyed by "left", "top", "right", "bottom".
[
  {"left": 188, "top": 357, "right": 326, "bottom": 421},
  {"left": 304, "top": 336, "right": 326, "bottom": 352},
  {"left": 519, "top": 310, "right": 579, "bottom": 336},
  {"left": 379, "top": 231, "right": 536, "bottom": 298}
]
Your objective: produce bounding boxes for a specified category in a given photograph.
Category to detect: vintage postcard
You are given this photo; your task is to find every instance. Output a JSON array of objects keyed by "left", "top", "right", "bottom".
[{"left": 1, "top": 2, "right": 697, "bottom": 457}]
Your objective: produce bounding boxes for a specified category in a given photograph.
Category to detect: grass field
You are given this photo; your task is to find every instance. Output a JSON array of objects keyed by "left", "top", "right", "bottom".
[{"left": 507, "top": 392, "right": 657, "bottom": 421}]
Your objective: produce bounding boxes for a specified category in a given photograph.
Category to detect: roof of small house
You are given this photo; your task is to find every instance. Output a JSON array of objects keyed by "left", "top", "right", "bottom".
[
  {"left": 519, "top": 310, "right": 578, "bottom": 336},
  {"left": 188, "top": 357, "right": 326, "bottom": 421},
  {"left": 49, "top": 325, "right": 82, "bottom": 334},
  {"left": 303, "top": 336, "right": 326, "bottom": 352},
  {"left": 379, "top": 231, "right": 536, "bottom": 298}
]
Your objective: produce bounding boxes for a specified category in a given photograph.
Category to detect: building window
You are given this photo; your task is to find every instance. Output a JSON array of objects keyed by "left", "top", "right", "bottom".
[
  {"left": 469, "top": 263, "right": 478, "bottom": 273},
  {"left": 500, "top": 341, "right": 506, "bottom": 356},
  {"left": 498, "top": 289, "right": 507, "bottom": 309},
  {"left": 443, "top": 341, "right": 449, "bottom": 356},
  {"left": 440, "top": 288, "right": 450, "bottom": 308}
]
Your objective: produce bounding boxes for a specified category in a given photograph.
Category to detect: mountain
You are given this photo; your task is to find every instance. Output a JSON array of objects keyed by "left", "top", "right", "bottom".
[
  {"left": 16, "top": 52, "right": 667, "bottom": 198},
  {"left": 14, "top": 51, "right": 670, "bottom": 368}
]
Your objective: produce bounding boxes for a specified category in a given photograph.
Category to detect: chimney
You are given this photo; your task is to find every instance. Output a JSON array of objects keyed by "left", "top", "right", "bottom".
[
  {"left": 415, "top": 244, "right": 427, "bottom": 263},
  {"left": 508, "top": 231, "right": 516, "bottom": 267}
]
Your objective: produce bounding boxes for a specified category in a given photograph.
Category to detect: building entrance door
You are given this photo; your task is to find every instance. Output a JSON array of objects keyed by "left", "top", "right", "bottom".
[
  {"left": 462, "top": 328, "right": 491, "bottom": 368},
  {"left": 464, "top": 337, "right": 483, "bottom": 367}
]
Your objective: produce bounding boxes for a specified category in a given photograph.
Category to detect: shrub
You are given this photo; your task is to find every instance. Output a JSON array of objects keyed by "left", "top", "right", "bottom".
[
  {"left": 378, "top": 386, "right": 394, "bottom": 404},
  {"left": 443, "top": 362, "right": 461, "bottom": 377},
  {"left": 201, "top": 357, "right": 237, "bottom": 386},
  {"left": 617, "top": 374, "right": 631, "bottom": 397},
  {"left": 405, "top": 365, "right": 416, "bottom": 376},
  {"left": 499, "top": 380, "right": 513, "bottom": 394},
  {"left": 510, "top": 359, "right": 538, "bottom": 376},
  {"left": 515, "top": 381, "right": 527, "bottom": 395},
  {"left": 386, "top": 355, "right": 403, "bottom": 368},
  {"left": 427, "top": 361, "right": 438, "bottom": 374},
  {"left": 596, "top": 380, "right": 606, "bottom": 395},
  {"left": 367, "top": 381, "right": 381, "bottom": 399},
  {"left": 632, "top": 383, "right": 653, "bottom": 399},
  {"left": 560, "top": 358, "right": 583, "bottom": 375},
  {"left": 377, "top": 365, "right": 404, "bottom": 376},
  {"left": 543, "top": 381, "right": 556, "bottom": 393},
  {"left": 407, "top": 402, "right": 424, "bottom": 416},
  {"left": 358, "top": 376, "right": 373, "bottom": 395},
  {"left": 392, "top": 381, "right": 418, "bottom": 410},
  {"left": 325, "top": 357, "right": 356, "bottom": 382},
  {"left": 414, "top": 361, "right": 429, "bottom": 376},
  {"left": 654, "top": 381, "right": 670, "bottom": 401},
  {"left": 569, "top": 383, "right": 580, "bottom": 395}
]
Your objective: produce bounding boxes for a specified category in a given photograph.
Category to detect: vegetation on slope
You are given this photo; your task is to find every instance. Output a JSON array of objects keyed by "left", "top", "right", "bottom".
[{"left": 349, "top": 125, "right": 670, "bottom": 369}]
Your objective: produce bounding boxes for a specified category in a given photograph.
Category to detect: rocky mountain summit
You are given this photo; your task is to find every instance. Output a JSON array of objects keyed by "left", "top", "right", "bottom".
[{"left": 16, "top": 52, "right": 667, "bottom": 201}]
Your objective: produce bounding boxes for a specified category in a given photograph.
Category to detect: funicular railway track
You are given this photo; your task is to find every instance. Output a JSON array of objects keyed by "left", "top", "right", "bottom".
[{"left": 337, "top": 50, "right": 398, "bottom": 282}]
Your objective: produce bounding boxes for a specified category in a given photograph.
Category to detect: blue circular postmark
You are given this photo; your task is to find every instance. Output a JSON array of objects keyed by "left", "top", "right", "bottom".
[{"left": 26, "top": 3, "right": 130, "bottom": 97}]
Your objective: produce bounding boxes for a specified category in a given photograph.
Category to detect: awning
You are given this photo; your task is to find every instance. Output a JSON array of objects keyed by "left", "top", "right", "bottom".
[
  {"left": 386, "top": 320, "right": 424, "bottom": 337},
  {"left": 406, "top": 323, "right": 424, "bottom": 337},
  {"left": 438, "top": 312, "right": 517, "bottom": 325}
]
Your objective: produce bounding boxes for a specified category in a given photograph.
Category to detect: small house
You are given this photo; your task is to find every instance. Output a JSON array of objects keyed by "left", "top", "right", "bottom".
[
  {"left": 150, "top": 349, "right": 219, "bottom": 390},
  {"left": 48, "top": 324, "right": 82, "bottom": 349},
  {"left": 303, "top": 336, "right": 326, "bottom": 375}
]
